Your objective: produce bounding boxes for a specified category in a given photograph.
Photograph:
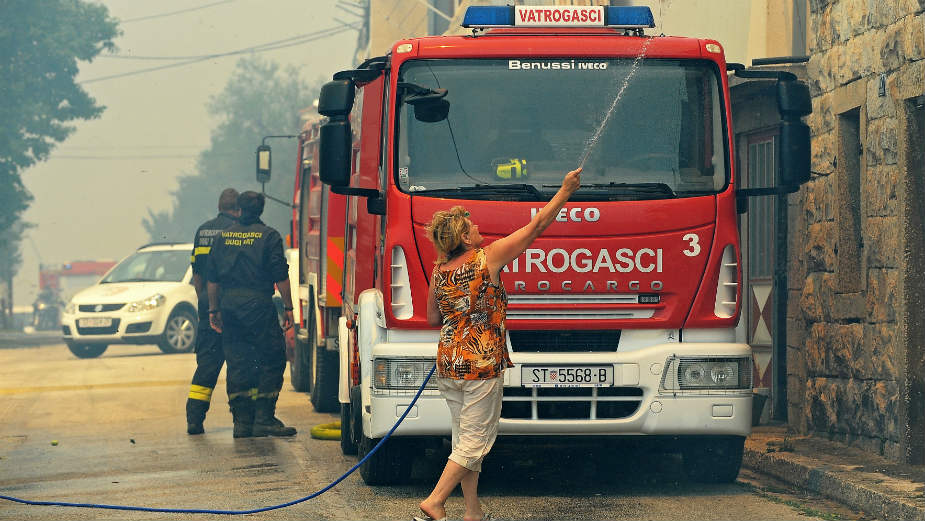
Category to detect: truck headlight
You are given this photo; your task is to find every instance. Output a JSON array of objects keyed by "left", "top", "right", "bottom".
[
  {"left": 126, "top": 294, "right": 165, "bottom": 313},
  {"left": 661, "top": 356, "right": 751, "bottom": 391},
  {"left": 373, "top": 358, "right": 436, "bottom": 390}
]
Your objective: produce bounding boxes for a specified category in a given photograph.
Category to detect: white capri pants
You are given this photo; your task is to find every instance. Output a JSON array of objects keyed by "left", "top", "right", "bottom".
[{"left": 436, "top": 376, "right": 504, "bottom": 472}]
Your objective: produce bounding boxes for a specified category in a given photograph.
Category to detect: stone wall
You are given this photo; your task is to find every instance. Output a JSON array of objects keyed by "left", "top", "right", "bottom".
[{"left": 788, "top": 0, "right": 925, "bottom": 462}]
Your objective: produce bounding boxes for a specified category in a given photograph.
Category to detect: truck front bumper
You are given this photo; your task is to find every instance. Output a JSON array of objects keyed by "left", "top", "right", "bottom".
[{"left": 365, "top": 342, "right": 752, "bottom": 439}]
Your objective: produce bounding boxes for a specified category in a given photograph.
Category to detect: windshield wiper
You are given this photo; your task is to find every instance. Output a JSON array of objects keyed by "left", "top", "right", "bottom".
[
  {"left": 411, "top": 184, "right": 546, "bottom": 201},
  {"left": 544, "top": 182, "right": 678, "bottom": 198}
]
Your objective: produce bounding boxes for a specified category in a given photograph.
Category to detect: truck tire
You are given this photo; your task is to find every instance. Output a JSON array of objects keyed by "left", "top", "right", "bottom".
[
  {"left": 340, "top": 386, "right": 361, "bottom": 455},
  {"left": 310, "top": 339, "right": 339, "bottom": 413},
  {"left": 67, "top": 343, "right": 108, "bottom": 359},
  {"left": 158, "top": 308, "right": 197, "bottom": 354},
  {"left": 290, "top": 329, "right": 312, "bottom": 392},
  {"left": 340, "top": 403, "right": 356, "bottom": 455},
  {"left": 358, "top": 432, "right": 413, "bottom": 485},
  {"left": 682, "top": 436, "right": 745, "bottom": 483}
]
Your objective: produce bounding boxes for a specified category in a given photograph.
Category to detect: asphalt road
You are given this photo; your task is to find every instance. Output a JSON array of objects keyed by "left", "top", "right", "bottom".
[{"left": 0, "top": 343, "right": 872, "bottom": 521}]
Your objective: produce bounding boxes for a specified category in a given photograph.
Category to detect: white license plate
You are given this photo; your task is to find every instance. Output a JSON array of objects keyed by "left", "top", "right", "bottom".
[
  {"left": 521, "top": 365, "right": 614, "bottom": 387},
  {"left": 78, "top": 317, "right": 112, "bottom": 328}
]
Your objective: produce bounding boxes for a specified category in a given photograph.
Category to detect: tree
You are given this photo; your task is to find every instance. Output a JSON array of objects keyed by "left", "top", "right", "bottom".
[
  {"left": 0, "top": 0, "right": 118, "bottom": 323},
  {"left": 144, "top": 56, "right": 318, "bottom": 242}
]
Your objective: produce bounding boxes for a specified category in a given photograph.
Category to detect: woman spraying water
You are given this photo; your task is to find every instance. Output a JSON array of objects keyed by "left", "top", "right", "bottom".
[{"left": 416, "top": 167, "right": 581, "bottom": 521}]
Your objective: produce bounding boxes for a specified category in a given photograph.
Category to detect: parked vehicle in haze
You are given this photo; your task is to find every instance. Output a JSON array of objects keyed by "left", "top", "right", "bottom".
[
  {"left": 61, "top": 243, "right": 198, "bottom": 358},
  {"left": 32, "top": 289, "right": 62, "bottom": 331},
  {"left": 315, "top": 5, "right": 812, "bottom": 485},
  {"left": 256, "top": 111, "right": 344, "bottom": 413},
  {"left": 32, "top": 260, "right": 117, "bottom": 331}
]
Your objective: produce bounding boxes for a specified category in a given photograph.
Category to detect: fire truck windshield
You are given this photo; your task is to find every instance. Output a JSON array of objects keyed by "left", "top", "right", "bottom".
[{"left": 396, "top": 58, "right": 728, "bottom": 201}]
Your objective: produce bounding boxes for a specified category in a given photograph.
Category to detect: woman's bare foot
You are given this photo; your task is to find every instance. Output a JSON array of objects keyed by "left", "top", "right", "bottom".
[{"left": 418, "top": 500, "right": 446, "bottom": 521}]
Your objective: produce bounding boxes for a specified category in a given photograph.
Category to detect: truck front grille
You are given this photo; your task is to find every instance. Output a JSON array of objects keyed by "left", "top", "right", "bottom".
[
  {"left": 506, "top": 294, "right": 657, "bottom": 321},
  {"left": 508, "top": 330, "right": 620, "bottom": 352},
  {"left": 501, "top": 386, "right": 643, "bottom": 420}
]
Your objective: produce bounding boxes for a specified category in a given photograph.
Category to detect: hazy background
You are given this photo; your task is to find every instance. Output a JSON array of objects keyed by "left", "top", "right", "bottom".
[{"left": 14, "top": 0, "right": 358, "bottom": 306}]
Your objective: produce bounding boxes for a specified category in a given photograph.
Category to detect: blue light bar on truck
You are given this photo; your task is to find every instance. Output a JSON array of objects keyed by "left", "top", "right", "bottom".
[{"left": 462, "top": 5, "right": 655, "bottom": 29}]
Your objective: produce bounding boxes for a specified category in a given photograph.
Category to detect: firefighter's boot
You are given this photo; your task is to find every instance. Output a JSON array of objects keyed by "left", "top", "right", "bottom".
[
  {"left": 186, "top": 395, "right": 209, "bottom": 435},
  {"left": 252, "top": 397, "right": 297, "bottom": 437},
  {"left": 230, "top": 399, "right": 255, "bottom": 438}
]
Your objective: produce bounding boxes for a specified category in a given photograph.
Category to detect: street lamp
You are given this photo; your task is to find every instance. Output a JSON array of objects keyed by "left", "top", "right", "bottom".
[{"left": 255, "top": 135, "right": 297, "bottom": 209}]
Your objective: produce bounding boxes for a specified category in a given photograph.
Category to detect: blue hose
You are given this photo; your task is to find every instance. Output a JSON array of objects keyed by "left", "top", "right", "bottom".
[{"left": 0, "top": 365, "right": 437, "bottom": 515}]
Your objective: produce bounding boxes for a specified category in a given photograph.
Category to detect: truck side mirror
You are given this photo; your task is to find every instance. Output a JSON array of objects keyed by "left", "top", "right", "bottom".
[
  {"left": 319, "top": 120, "right": 351, "bottom": 186},
  {"left": 779, "top": 121, "right": 811, "bottom": 186},
  {"left": 318, "top": 79, "right": 356, "bottom": 117},
  {"left": 777, "top": 80, "right": 812, "bottom": 187},
  {"left": 414, "top": 98, "right": 450, "bottom": 123},
  {"left": 256, "top": 144, "right": 271, "bottom": 183}
]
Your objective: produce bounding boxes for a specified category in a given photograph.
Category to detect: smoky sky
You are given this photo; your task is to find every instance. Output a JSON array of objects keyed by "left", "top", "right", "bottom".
[{"left": 13, "top": 0, "right": 358, "bottom": 305}]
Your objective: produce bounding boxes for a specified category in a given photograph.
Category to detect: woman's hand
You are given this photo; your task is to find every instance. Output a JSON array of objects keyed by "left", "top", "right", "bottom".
[
  {"left": 562, "top": 167, "right": 582, "bottom": 194},
  {"left": 484, "top": 166, "right": 584, "bottom": 275}
]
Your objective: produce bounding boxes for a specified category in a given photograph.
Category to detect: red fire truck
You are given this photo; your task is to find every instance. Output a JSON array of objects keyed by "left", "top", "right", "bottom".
[
  {"left": 281, "top": 111, "right": 346, "bottom": 414},
  {"left": 314, "top": 5, "right": 811, "bottom": 484}
]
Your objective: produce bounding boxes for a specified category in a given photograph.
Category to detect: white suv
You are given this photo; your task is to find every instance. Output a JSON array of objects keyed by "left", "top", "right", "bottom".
[{"left": 61, "top": 243, "right": 198, "bottom": 358}]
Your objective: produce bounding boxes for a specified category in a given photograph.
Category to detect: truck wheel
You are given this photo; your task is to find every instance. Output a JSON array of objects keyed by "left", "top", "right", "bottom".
[
  {"left": 158, "top": 308, "right": 197, "bottom": 354},
  {"left": 358, "top": 432, "right": 413, "bottom": 485},
  {"left": 682, "top": 436, "right": 745, "bottom": 483},
  {"left": 67, "top": 343, "right": 108, "bottom": 359},
  {"left": 310, "top": 340, "right": 339, "bottom": 413},
  {"left": 340, "top": 403, "right": 356, "bottom": 455},
  {"left": 290, "top": 329, "right": 312, "bottom": 392},
  {"left": 340, "top": 386, "right": 361, "bottom": 455}
]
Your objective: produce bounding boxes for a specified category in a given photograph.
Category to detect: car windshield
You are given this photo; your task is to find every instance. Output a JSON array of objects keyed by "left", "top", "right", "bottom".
[
  {"left": 101, "top": 250, "right": 190, "bottom": 283},
  {"left": 396, "top": 58, "right": 727, "bottom": 201}
]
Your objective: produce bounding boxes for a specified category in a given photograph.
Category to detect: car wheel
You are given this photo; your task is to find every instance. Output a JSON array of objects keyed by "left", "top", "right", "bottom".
[
  {"left": 67, "top": 343, "right": 108, "bottom": 359},
  {"left": 158, "top": 308, "right": 197, "bottom": 354}
]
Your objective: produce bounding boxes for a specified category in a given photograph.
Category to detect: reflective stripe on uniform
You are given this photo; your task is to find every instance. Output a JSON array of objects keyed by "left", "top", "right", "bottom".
[
  {"left": 256, "top": 391, "right": 279, "bottom": 400},
  {"left": 228, "top": 389, "right": 252, "bottom": 400},
  {"left": 193, "top": 246, "right": 211, "bottom": 257},
  {"left": 249, "top": 388, "right": 258, "bottom": 400},
  {"left": 188, "top": 384, "right": 213, "bottom": 402}
]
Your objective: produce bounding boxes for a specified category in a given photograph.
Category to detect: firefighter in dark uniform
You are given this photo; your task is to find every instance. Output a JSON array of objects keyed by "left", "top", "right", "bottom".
[
  {"left": 186, "top": 188, "right": 240, "bottom": 435},
  {"left": 207, "top": 191, "right": 296, "bottom": 438}
]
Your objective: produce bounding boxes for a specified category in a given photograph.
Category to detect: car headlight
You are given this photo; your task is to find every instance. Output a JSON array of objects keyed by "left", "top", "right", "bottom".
[
  {"left": 661, "top": 356, "right": 751, "bottom": 391},
  {"left": 64, "top": 302, "right": 76, "bottom": 315},
  {"left": 126, "top": 294, "right": 166, "bottom": 313},
  {"left": 373, "top": 359, "right": 437, "bottom": 390}
]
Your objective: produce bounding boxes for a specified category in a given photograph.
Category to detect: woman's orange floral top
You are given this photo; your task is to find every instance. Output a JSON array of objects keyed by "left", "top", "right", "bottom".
[{"left": 433, "top": 248, "right": 513, "bottom": 380}]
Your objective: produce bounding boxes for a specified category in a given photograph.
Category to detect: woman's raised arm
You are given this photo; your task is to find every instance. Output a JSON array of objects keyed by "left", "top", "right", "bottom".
[{"left": 485, "top": 168, "right": 581, "bottom": 275}]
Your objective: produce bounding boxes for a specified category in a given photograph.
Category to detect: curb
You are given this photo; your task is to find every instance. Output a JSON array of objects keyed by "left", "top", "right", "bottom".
[
  {"left": 0, "top": 334, "right": 62, "bottom": 348},
  {"left": 743, "top": 446, "right": 925, "bottom": 520}
]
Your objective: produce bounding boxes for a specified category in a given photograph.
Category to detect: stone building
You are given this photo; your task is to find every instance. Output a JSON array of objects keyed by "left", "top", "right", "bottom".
[{"left": 787, "top": 0, "right": 925, "bottom": 463}]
